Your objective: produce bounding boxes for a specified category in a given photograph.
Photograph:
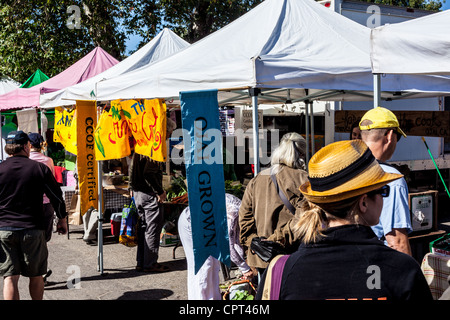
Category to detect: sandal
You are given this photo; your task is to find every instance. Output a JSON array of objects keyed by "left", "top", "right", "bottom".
[{"left": 144, "top": 263, "right": 170, "bottom": 273}]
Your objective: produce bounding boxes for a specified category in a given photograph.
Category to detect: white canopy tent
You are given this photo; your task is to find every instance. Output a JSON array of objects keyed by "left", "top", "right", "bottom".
[
  {"left": 89, "top": 0, "right": 450, "bottom": 171},
  {"left": 0, "top": 76, "right": 20, "bottom": 95},
  {"left": 92, "top": 0, "right": 450, "bottom": 103},
  {"left": 371, "top": 9, "right": 450, "bottom": 75},
  {"left": 39, "top": 28, "right": 190, "bottom": 108}
]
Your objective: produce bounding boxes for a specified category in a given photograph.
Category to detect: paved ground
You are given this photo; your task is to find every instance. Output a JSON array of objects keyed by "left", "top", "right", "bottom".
[{"left": 0, "top": 223, "right": 189, "bottom": 300}]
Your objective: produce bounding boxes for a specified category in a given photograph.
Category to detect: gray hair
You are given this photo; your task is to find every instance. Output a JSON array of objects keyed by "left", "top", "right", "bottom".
[{"left": 271, "top": 132, "right": 307, "bottom": 172}]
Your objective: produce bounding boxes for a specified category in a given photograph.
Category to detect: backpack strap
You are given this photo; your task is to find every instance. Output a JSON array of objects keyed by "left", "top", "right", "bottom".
[
  {"left": 262, "top": 254, "right": 290, "bottom": 300},
  {"left": 271, "top": 173, "right": 295, "bottom": 215}
]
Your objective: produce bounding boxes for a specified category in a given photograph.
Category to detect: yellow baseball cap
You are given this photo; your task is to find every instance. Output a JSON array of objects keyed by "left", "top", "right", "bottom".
[{"left": 359, "top": 107, "right": 407, "bottom": 138}]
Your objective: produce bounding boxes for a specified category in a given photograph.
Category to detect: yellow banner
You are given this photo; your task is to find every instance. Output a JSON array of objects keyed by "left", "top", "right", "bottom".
[
  {"left": 94, "top": 102, "right": 131, "bottom": 161},
  {"left": 76, "top": 101, "right": 99, "bottom": 215},
  {"left": 54, "top": 107, "right": 77, "bottom": 155},
  {"left": 121, "top": 99, "right": 167, "bottom": 162}
]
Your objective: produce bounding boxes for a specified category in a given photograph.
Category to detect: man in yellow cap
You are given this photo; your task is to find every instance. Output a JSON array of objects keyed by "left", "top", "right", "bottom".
[{"left": 359, "top": 107, "right": 412, "bottom": 255}]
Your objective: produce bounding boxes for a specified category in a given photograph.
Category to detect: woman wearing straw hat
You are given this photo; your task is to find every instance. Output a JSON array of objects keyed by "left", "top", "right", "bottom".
[{"left": 257, "top": 140, "right": 432, "bottom": 300}]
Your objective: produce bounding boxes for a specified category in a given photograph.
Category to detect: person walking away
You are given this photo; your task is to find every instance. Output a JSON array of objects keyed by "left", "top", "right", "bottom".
[
  {"left": 0, "top": 131, "right": 67, "bottom": 300},
  {"left": 239, "top": 132, "right": 308, "bottom": 277},
  {"left": 129, "top": 119, "right": 176, "bottom": 272},
  {"left": 257, "top": 140, "right": 432, "bottom": 300},
  {"left": 178, "top": 193, "right": 253, "bottom": 300},
  {"left": 359, "top": 107, "right": 412, "bottom": 255},
  {"left": 28, "top": 132, "right": 57, "bottom": 284}
]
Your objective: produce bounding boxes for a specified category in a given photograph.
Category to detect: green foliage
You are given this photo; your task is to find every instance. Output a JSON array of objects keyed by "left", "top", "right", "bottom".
[
  {"left": 166, "top": 175, "right": 187, "bottom": 201},
  {"left": 159, "top": 0, "right": 264, "bottom": 43},
  {"left": 0, "top": 0, "right": 131, "bottom": 83},
  {"left": 225, "top": 180, "right": 245, "bottom": 199},
  {"left": 49, "top": 149, "right": 65, "bottom": 166},
  {"left": 0, "top": 0, "right": 92, "bottom": 83},
  {"left": 231, "top": 290, "right": 254, "bottom": 300},
  {"left": 0, "top": 1, "right": 262, "bottom": 82}
]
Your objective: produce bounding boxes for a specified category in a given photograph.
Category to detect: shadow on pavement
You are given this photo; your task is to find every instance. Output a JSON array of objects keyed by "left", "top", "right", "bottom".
[{"left": 117, "top": 289, "right": 174, "bottom": 300}]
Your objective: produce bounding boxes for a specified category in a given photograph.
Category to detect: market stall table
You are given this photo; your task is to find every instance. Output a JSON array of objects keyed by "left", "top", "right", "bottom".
[
  {"left": 62, "top": 185, "right": 131, "bottom": 239},
  {"left": 62, "top": 185, "right": 131, "bottom": 213},
  {"left": 421, "top": 252, "right": 450, "bottom": 299}
]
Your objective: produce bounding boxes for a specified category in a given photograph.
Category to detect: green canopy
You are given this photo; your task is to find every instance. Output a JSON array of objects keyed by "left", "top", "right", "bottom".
[{"left": 20, "top": 69, "right": 49, "bottom": 88}]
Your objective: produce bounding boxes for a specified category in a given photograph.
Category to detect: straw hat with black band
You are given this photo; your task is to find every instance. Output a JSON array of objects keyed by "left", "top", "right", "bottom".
[{"left": 299, "top": 140, "right": 402, "bottom": 204}]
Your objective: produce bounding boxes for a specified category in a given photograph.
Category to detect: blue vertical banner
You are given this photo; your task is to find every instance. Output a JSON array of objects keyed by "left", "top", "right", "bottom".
[{"left": 180, "top": 89, "right": 230, "bottom": 274}]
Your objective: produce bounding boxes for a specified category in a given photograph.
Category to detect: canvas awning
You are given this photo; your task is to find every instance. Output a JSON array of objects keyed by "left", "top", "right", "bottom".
[
  {"left": 39, "top": 28, "right": 190, "bottom": 109},
  {"left": 20, "top": 69, "right": 50, "bottom": 88},
  {"left": 93, "top": 0, "right": 450, "bottom": 104},
  {"left": 0, "top": 47, "right": 119, "bottom": 110},
  {"left": 371, "top": 9, "right": 450, "bottom": 75}
]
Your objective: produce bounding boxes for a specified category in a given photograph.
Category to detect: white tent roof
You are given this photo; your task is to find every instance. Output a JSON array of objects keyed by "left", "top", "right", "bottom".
[
  {"left": 0, "top": 76, "right": 20, "bottom": 95},
  {"left": 94, "top": 0, "right": 450, "bottom": 104},
  {"left": 371, "top": 9, "right": 450, "bottom": 75},
  {"left": 39, "top": 28, "right": 190, "bottom": 108},
  {"left": 94, "top": 0, "right": 370, "bottom": 101}
]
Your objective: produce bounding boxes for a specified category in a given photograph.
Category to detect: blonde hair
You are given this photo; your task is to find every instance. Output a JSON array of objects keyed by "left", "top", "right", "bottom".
[
  {"left": 271, "top": 132, "right": 306, "bottom": 172},
  {"left": 294, "top": 196, "right": 363, "bottom": 244}
]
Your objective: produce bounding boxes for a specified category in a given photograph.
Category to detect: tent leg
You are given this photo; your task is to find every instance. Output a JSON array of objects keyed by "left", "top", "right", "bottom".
[
  {"left": 305, "top": 100, "right": 310, "bottom": 164},
  {"left": 373, "top": 74, "right": 381, "bottom": 109},
  {"left": 97, "top": 160, "right": 103, "bottom": 274},
  {"left": 310, "top": 101, "right": 315, "bottom": 156},
  {"left": 0, "top": 112, "right": 3, "bottom": 162},
  {"left": 250, "top": 88, "right": 260, "bottom": 175},
  {"left": 96, "top": 104, "right": 104, "bottom": 275}
]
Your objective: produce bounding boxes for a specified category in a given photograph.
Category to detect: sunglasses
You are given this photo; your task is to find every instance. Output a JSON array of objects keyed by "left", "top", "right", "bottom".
[
  {"left": 385, "top": 129, "right": 402, "bottom": 142},
  {"left": 367, "top": 185, "right": 390, "bottom": 198}
]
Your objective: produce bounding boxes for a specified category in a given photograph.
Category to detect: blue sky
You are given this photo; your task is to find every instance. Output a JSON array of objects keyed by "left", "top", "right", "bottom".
[
  {"left": 442, "top": 0, "right": 450, "bottom": 10},
  {"left": 125, "top": 34, "right": 142, "bottom": 55}
]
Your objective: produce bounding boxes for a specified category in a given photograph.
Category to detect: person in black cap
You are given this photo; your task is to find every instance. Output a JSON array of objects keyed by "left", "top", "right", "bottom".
[{"left": 0, "top": 131, "right": 67, "bottom": 300}]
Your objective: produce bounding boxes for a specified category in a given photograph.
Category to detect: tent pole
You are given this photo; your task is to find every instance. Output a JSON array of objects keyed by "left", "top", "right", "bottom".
[
  {"left": 250, "top": 88, "right": 260, "bottom": 175},
  {"left": 310, "top": 101, "right": 315, "bottom": 156},
  {"left": 96, "top": 102, "right": 104, "bottom": 274},
  {"left": 305, "top": 99, "right": 310, "bottom": 164},
  {"left": 373, "top": 74, "right": 381, "bottom": 108},
  {"left": 0, "top": 112, "right": 3, "bottom": 161}
]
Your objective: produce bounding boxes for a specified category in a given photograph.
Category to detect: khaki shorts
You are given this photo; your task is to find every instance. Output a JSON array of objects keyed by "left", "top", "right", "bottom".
[{"left": 0, "top": 229, "right": 48, "bottom": 277}]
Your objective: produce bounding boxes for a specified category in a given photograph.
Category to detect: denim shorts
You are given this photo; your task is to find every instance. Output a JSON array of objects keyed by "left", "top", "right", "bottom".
[{"left": 0, "top": 229, "right": 48, "bottom": 277}]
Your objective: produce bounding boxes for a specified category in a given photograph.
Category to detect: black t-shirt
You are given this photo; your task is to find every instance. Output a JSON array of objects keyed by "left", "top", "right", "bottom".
[
  {"left": 0, "top": 155, "right": 67, "bottom": 229},
  {"left": 257, "top": 225, "right": 433, "bottom": 300}
]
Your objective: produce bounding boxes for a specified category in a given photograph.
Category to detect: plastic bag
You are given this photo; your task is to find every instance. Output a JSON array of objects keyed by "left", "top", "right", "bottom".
[{"left": 119, "top": 198, "right": 138, "bottom": 247}]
